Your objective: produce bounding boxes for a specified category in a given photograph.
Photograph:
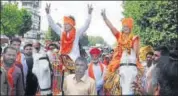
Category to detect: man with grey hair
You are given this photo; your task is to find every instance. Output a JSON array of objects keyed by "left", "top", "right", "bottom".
[{"left": 63, "top": 57, "right": 97, "bottom": 95}]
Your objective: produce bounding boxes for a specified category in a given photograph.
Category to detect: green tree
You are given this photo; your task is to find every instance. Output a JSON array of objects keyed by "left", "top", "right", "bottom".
[
  {"left": 88, "top": 36, "right": 107, "bottom": 46},
  {"left": 123, "top": 1, "right": 178, "bottom": 49},
  {"left": 19, "top": 8, "right": 32, "bottom": 38},
  {"left": 1, "top": 3, "right": 32, "bottom": 38},
  {"left": 1, "top": 3, "right": 22, "bottom": 38},
  {"left": 79, "top": 34, "right": 89, "bottom": 46},
  {"left": 45, "top": 27, "right": 60, "bottom": 41}
]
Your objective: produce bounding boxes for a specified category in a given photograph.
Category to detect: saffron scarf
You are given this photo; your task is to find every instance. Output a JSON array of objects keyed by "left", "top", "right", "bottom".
[
  {"left": 0, "top": 60, "right": 15, "bottom": 90},
  {"left": 16, "top": 52, "right": 22, "bottom": 64},
  {"left": 60, "top": 16, "right": 76, "bottom": 55},
  {"left": 118, "top": 17, "right": 134, "bottom": 55},
  {"left": 88, "top": 63, "right": 104, "bottom": 80}
]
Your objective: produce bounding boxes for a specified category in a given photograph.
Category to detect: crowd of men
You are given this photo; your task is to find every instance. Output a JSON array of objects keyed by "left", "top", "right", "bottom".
[
  {"left": 0, "top": 37, "right": 178, "bottom": 96},
  {"left": 0, "top": 3, "right": 178, "bottom": 96}
]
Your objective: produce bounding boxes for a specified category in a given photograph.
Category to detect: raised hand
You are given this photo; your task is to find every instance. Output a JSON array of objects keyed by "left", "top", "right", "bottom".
[
  {"left": 45, "top": 3, "right": 51, "bottom": 14},
  {"left": 88, "top": 4, "right": 93, "bottom": 14},
  {"left": 101, "top": 9, "right": 107, "bottom": 20}
]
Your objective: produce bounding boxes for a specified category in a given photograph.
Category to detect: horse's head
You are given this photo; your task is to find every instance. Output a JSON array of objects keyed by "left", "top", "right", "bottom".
[{"left": 32, "top": 53, "right": 53, "bottom": 95}]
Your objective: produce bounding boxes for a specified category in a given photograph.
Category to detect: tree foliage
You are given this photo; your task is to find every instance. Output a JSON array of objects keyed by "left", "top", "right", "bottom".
[
  {"left": 1, "top": 3, "right": 22, "bottom": 38},
  {"left": 1, "top": 3, "right": 32, "bottom": 38},
  {"left": 19, "top": 8, "right": 32, "bottom": 37},
  {"left": 123, "top": 1, "right": 178, "bottom": 50},
  {"left": 79, "top": 35, "right": 107, "bottom": 46},
  {"left": 79, "top": 34, "right": 89, "bottom": 46},
  {"left": 88, "top": 36, "right": 107, "bottom": 46},
  {"left": 45, "top": 27, "right": 60, "bottom": 41}
]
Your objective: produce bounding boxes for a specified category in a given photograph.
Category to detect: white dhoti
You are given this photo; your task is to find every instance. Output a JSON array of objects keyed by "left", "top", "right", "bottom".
[{"left": 119, "top": 49, "right": 138, "bottom": 95}]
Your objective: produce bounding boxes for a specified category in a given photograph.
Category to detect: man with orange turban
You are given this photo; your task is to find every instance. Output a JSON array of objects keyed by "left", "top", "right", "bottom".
[
  {"left": 46, "top": 3, "right": 93, "bottom": 62},
  {"left": 88, "top": 47, "right": 106, "bottom": 95},
  {"left": 101, "top": 9, "right": 143, "bottom": 95}
]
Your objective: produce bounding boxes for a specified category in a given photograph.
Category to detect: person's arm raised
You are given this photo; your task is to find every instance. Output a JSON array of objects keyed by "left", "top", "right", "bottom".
[
  {"left": 101, "top": 9, "right": 119, "bottom": 36},
  {"left": 46, "top": 3, "right": 61, "bottom": 36},
  {"left": 78, "top": 4, "right": 93, "bottom": 36}
]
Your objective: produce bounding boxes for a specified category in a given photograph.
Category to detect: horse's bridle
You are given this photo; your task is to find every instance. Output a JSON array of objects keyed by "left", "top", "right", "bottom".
[{"left": 38, "top": 55, "right": 53, "bottom": 94}]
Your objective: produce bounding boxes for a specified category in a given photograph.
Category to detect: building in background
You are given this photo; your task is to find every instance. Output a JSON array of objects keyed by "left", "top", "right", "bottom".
[
  {"left": 2, "top": 0, "right": 44, "bottom": 40},
  {"left": 20, "top": 1, "right": 42, "bottom": 39}
]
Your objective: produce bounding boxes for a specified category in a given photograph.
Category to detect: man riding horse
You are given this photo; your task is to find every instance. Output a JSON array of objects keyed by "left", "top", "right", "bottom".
[
  {"left": 101, "top": 9, "right": 144, "bottom": 95},
  {"left": 46, "top": 3, "right": 93, "bottom": 73},
  {"left": 45, "top": 3, "right": 93, "bottom": 95}
]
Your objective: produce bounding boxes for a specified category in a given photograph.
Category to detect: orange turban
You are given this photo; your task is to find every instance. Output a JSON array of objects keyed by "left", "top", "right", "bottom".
[
  {"left": 122, "top": 18, "right": 134, "bottom": 29},
  {"left": 63, "top": 16, "right": 75, "bottom": 26}
]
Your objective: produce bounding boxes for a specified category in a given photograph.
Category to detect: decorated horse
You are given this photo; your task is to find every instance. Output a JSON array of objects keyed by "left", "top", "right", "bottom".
[
  {"left": 49, "top": 52, "right": 75, "bottom": 95},
  {"left": 44, "top": 41, "right": 76, "bottom": 95}
]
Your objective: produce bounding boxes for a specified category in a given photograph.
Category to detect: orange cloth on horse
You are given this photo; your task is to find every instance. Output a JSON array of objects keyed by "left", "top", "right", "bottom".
[
  {"left": 50, "top": 52, "right": 61, "bottom": 95},
  {"left": 88, "top": 63, "right": 104, "bottom": 80},
  {"left": 60, "top": 16, "right": 76, "bottom": 55},
  {"left": 58, "top": 54, "right": 75, "bottom": 74}
]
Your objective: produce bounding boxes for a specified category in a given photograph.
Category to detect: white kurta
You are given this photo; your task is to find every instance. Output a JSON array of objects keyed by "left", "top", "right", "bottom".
[
  {"left": 86, "top": 63, "right": 106, "bottom": 95},
  {"left": 119, "top": 49, "right": 138, "bottom": 95},
  {"left": 47, "top": 14, "right": 91, "bottom": 61}
]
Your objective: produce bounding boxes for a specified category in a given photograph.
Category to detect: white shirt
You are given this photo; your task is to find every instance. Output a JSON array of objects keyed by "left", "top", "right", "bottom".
[
  {"left": 87, "top": 63, "right": 106, "bottom": 91},
  {"left": 120, "top": 49, "right": 137, "bottom": 64},
  {"left": 47, "top": 14, "right": 92, "bottom": 61}
]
